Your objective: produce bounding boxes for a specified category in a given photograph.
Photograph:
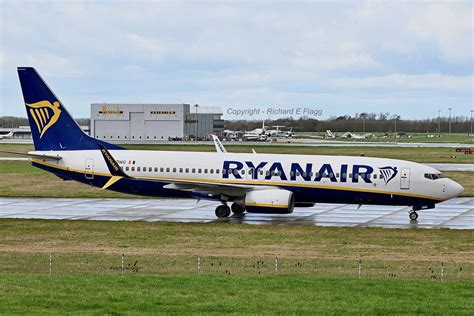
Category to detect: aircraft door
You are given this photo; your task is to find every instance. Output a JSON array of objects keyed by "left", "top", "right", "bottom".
[
  {"left": 85, "top": 159, "right": 94, "bottom": 180},
  {"left": 400, "top": 168, "right": 410, "bottom": 190}
]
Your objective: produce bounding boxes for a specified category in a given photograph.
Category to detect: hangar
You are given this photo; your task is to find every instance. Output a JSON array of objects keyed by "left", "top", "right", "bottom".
[{"left": 90, "top": 103, "right": 223, "bottom": 141}]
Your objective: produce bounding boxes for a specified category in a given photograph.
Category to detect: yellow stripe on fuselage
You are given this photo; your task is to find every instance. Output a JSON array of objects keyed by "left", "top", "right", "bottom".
[{"left": 30, "top": 158, "right": 444, "bottom": 202}]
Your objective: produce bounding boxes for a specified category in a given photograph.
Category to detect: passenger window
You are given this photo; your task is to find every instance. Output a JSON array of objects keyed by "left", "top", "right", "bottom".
[
  {"left": 166, "top": 168, "right": 170, "bottom": 172},
  {"left": 125, "top": 166, "right": 129, "bottom": 171},
  {"left": 160, "top": 168, "right": 164, "bottom": 172},
  {"left": 335, "top": 173, "right": 339, "bottom": 178},
  {"left": 185, "top": 168, "right": 189, "bottom": 173},
  {"left": 260, "top": 170, "right": 264, "bottom": 175},
  {"left": 148, "top": 167, "right": 152, "bottom": 172},
  {"left": 234, "top": 170, "right": 239, "bottom": 176},
  {"left": 131, "top": 167, "right": 135, "bottom": 171},
  {"left": 137, "top": 167, "right": 141, "bottom": 172},
  {"left": 349, "top": 173, "right": 353, "bottom": 178},
  {"left": 173, "top": 168, "right": 176, "bottom": 173},
  {"left": 179, "top": 168, "right": 183, "bottom": 173},
  {"left": 198, "top": 168, "right": 202, "bottom": 173},
  {"left": 210, "top": 169, "right": 214, "bottom": 174},
  {"left": 373, "top": 174, "right": 377, "bottom": 179},
  {"left": 222, "top": 169, "right": 227, "bottom": 175},
  {"left": 216, "top": 169, "right": 220, "bottom": 174},
  {"left": 248, "top": 169, "right": 253, "bottom": 175},
  {"left": 154, "top": 167, "right": 158, "bottom": 172},
  {"left": 204, "top": 169, "right": 208, "bottom": 173},
  {"left": 241, "top": 170, "right": 245, "bottom": 175},
  {"left": 192, "top": 168, "right": 196, "bottom": 173},
  {"left": 266, "top": 171, "right": 270, "bottom": 176}
]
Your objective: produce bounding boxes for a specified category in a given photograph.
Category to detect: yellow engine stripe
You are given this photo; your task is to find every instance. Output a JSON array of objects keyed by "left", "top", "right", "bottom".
[{"left": 245, "top": 202, "right": 288, "bottom": 208}]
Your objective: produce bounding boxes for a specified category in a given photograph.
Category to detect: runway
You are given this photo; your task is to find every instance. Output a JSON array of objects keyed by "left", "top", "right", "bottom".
[{"left": 0, "top": 197, "right": 472, "bottom": 230}]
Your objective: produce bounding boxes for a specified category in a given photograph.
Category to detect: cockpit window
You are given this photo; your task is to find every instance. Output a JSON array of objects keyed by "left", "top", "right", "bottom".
[{"left": 424, "top": 173, "right": 445, "bottom": 180}]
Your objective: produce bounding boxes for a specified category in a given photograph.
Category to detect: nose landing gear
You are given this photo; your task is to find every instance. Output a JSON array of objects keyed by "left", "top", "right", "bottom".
[
  {"left": 409, "top": 210, "right": 418, "bottom": 221},
  {"left": 409, "top": 205, "right": 424, "bottom": 221}
]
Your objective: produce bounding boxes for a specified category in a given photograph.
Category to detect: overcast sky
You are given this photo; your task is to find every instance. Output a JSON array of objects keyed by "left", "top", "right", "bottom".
[{"left": 0, "top": 1, "right": 472, "bottom": 120}]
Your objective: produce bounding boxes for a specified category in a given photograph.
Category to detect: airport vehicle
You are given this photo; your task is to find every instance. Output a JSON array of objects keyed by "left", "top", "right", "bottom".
[
  {"left": 0, "top": 131, "right": 14, "bottom": 140},
  {"left": 10, "top": 67, "right": 464, "bottom": 220}
]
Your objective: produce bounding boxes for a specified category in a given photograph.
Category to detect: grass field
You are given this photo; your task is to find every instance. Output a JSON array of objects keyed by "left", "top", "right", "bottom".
[
  {"left": 0, "top": 274, "right": 472, "bottom": 314},
  {"left": 1, "top": 143, "right": 474, "bottom": 163},
  {"left": 0, "top": 219, "right": 472, "bottom": 277},
  {"left": 298, "top": 132, "right": 474, "bottom": 144},
  {"left": 0, "top": 219, "right": 473, "bottom": 313}
]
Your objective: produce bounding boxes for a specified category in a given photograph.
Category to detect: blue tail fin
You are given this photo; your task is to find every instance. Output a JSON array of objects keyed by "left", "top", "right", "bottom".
[{"left": 17, "top": 67, "right": 123, "bottom": 151}]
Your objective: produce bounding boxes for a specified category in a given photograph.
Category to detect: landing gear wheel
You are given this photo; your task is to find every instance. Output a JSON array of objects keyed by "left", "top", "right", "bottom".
[
  {"left": 215, "top": 205, "right": 231, "bottom": 218},
  {"left": 231, "top": 203, "right": 245, "bottom": 215},
  {"left": 409, "top": 211, "right": 418, "bottom": 221}
]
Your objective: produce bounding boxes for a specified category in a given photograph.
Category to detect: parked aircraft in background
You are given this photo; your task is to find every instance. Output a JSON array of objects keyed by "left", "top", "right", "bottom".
[
  {"left": 8, "top": 67, "right": 464, "bottom": 221},
  {"left": 0, "top": 131, "right": 14, "bottom": 140},
  {"left": 340, "top": 132, "right": 374, "bottom": 139}
]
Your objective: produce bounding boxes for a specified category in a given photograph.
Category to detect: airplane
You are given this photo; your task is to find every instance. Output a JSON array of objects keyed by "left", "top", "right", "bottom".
[
  {"left": 325, "top": 130, "right": 336, "bottom": 138},
  {"left": 243, "top": 121, "right": 267, "bottom": 141},
  {"left": 211, "top": 135, "right": 227, "bottom": 153},
  {"left": 0, "top": 130, "right": 14, "bottom": 140},
  {"left": 266, "top": 126, "right": 294, "bottom": 139},
  {"left": 340, "top": 132, "right": 373, "bottom": 139},
  {"left": 8, "top": 67, "right": 464, "bottom": 221}
]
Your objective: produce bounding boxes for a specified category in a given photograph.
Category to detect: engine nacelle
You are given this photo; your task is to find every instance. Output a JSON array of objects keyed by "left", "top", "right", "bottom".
[{"left": 245, "top": 189, "right": 295, "bottom": 214}]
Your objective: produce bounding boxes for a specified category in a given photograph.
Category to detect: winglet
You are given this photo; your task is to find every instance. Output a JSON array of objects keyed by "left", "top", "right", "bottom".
[
  {"left": 98, "top": 145, "right": 130, "bottom": 178},
  {"left": 211, "top": 135, "right": 227, "bottom": 153}
]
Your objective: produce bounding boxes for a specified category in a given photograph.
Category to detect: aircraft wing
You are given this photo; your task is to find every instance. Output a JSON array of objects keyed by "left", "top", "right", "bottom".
[{"left": 163, "top": 180, "right": 272, "bottom": 197}]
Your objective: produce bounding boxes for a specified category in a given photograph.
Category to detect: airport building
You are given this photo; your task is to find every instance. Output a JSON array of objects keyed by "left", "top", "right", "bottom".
[{"left": 90, "top": 103, "right": 223, "bottom": 141}]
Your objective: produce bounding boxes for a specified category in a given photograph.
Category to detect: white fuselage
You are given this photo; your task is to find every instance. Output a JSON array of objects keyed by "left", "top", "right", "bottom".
[{"left": 30, "top": 150, "right": 463, "bottom": 204}]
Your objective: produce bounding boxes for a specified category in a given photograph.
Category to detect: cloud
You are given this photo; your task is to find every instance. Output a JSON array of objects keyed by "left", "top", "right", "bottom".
[{"left": 0, "top": 1, "right": 472, "bottom": 119}]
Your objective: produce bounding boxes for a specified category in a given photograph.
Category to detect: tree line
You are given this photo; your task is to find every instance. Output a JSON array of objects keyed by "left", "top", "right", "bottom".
[
  {"left": 225, "top": 113, "right": 473, "bottom": 134},
  {"left": 0, "top": 113, "right": 472, "bottom": 134}
]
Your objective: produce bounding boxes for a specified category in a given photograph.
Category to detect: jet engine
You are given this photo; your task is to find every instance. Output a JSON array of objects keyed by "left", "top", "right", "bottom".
[{"left": 244, "top": 189, "right": 295, "bottom": 214}]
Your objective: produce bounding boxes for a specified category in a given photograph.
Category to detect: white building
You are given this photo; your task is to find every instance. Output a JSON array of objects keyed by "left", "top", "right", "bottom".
[{"left": 91, "top": 103, "right": 223, "bottom": 141}]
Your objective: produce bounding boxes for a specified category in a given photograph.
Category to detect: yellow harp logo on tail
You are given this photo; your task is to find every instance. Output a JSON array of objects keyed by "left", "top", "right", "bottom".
[{"left": 26, "top": 101, "right": 62, "bottom": 139}]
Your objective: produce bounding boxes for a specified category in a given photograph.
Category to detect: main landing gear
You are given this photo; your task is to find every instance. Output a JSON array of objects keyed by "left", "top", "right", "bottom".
[
  {"left": 215, "top": 204, "right": 231, "bottom": 218},
  {"left": 215, "top": 202, "right": 246, "bottom": 218}
]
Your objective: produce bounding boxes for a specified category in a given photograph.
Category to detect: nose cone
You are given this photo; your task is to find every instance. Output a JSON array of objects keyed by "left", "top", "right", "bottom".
[{"left": 450, "top": 181, "right": 464, "bottom": 198}]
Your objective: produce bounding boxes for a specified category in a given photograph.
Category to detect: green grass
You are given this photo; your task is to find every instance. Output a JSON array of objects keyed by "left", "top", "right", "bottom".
[
  {"left": 298, "top": 132, "right": 474, "bottom": 144},
  {"left": 0, "top": 274, "right": 472, "bottom": 314},
  {"left": 0, "top": 219, "right": 472, "bottom": 279}
]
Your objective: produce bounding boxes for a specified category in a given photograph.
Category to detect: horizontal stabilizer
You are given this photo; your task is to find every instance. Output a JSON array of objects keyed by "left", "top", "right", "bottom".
[{"left": 0, "top": 150, "right": 62, "bottom": 160}]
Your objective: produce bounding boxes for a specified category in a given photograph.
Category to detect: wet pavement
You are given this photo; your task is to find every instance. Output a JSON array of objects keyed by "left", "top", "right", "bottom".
[{"left": 0, "top": 197, "right": 472, "bottom": 230}]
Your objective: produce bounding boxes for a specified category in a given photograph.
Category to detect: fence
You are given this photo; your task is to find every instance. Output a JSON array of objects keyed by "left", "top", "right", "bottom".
[{"left": 1, "top": 252, "right": 472, "bottom": 281}]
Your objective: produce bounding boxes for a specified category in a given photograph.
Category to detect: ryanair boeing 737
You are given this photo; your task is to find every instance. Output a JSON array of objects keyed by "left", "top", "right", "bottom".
[{"left": 9, "top": 67, "right": 464, "bottom": 220}]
